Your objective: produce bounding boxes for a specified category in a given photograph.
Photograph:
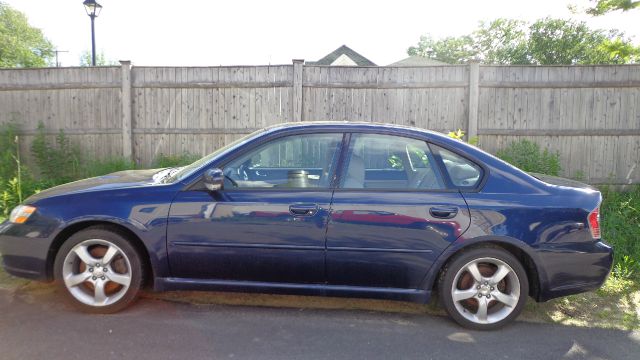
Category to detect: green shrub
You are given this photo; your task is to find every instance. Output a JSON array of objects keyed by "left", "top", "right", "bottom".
[
  {"left": 0, "top": 123, "right": 140, "bottom": 217},
  {"left": 0, "top": 121, "right": 19, "bottom": 182},
  {"left": 0, "top": 122, "right": 197, "bottom": 249},
  {"left": 152, "top": 153, "right": 199, "bottom": 168},
  {"left": 31, "top": 122, "right": 82, "bottom": 183},
  {"left": 1, "top": 178, "right": 20, "bottom": 218},
  {"left": 496, "top": 139, "right": 561, "bottom": 176},
  {"left": 600, "top": 185, "right": 640, "bottom": 279},
  {"left": 81, "top": 158, "right": 137, "bottom": 178}
]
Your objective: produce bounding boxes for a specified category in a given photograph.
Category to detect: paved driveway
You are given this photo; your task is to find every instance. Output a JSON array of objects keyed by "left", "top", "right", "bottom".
[{"left": 0, "top": 287, "right": 638, "bottom": 360}]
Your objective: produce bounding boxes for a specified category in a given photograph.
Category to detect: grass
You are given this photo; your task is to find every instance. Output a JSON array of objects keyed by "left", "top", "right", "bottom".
[
  {"left": 522, "top": 277, "right": 640, "bottom": 330},
  {"left": 146, "top": 290, "right": 444, "bottom": 316}
]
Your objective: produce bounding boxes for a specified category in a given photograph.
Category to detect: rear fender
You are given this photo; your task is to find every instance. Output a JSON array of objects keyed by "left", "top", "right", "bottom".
[{"left": 419, "top": 235, "right": 548, "bottom": 298}]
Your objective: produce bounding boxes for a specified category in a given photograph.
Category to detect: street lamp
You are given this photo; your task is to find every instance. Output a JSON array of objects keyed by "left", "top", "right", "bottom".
[{"left": 82, "top": 0, "right": 102, "bottom": 66}]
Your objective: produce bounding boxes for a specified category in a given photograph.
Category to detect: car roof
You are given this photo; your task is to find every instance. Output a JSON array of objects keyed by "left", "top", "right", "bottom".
[{"left": 261, "top": 121, "right": 447, "bottom": 139}]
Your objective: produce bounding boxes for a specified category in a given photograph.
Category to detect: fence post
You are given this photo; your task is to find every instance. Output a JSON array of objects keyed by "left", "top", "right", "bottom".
[
  {"left": 292, "top": 59, "right": 304, "bottom": 121},
  {"left": 467, "top": 61, "right": 480, "bottom": 140},
  {"left": 120, "top": 60, "right": 133, "bottom": 162}
]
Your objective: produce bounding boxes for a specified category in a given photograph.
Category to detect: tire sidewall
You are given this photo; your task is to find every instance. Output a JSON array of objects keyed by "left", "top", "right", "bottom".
[
  {"left": 53, "top": 227, "right": 144, "bottom": 314},
  {"left": 439, "top": 247, "right": 529, "bottom": 330}
]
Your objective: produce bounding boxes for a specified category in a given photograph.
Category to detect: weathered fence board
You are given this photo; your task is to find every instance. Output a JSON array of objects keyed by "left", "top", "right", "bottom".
[{"left": 0, "top": 62, "right": 638, "bottom": 185}]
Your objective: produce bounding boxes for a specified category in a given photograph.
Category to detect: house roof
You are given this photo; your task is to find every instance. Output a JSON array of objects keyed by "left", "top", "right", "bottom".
[
  {"left": 388, "top": 56, "right": 448, "bottom": 66},
  {"left": 307, "top": 45, "right": 377, "bottom": 66}
]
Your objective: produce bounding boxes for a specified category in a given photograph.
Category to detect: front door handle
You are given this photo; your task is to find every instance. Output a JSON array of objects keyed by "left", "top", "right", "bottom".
[
  {"left": 430, "top": 206, "right": 458, "bottom": 219},
  {"left": 289, "top": 204, "right": 318, "bottom": 216}
]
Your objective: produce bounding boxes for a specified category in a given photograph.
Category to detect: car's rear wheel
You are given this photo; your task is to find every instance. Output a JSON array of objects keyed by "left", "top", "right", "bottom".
[
  {"left": 438, "top": 247, "right": 528, "bottom": 330},
  {"left": 54, "top": 227, "right": 144, "bottom": 313}
]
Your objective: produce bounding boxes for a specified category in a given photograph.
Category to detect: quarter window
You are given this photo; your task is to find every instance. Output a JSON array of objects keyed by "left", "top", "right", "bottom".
[
  {"left": 223, "top": 133, "right": 343, "bottom": 188},
  {"left": 431, "top": 144, "right": 482, "bottom": 188},
  {"left": 340, "top": 133, "right": 445, "bottom": 190}
]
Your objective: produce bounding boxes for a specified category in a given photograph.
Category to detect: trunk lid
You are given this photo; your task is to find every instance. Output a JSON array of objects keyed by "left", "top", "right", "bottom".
[{"left": 528, "top": 172, "right": 598, "bottom": 191}]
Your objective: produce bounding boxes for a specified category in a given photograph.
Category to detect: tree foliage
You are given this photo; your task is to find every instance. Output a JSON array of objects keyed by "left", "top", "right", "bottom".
[
  {"left": 408, "top": 17, "right": 640, "bottom": 65},
  {"left": 0, "top": 2, "right": 54, "bottom": 68},
  {"left": 79, "top": 50, "right": 118, "bottom": 67},
  {"left": 585, "top": 0, "right": 640, "bottom": 15}
]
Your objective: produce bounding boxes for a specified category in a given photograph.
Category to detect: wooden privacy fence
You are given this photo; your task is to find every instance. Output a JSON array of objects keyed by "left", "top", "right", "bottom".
[{"left": 0, "top": 61, "right": 638, "bottom": 185}]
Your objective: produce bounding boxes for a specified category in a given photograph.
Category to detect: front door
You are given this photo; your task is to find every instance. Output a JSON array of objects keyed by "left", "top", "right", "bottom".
[
  {"left": 326, "top": 133, "right": 471, "bottom": 289},
  {"left": 168, "top": 132, "right": 344, "bottom": 284}
]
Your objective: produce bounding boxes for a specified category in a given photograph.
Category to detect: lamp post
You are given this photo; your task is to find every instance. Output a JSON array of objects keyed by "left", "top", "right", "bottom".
[{"left": 82, "top": 0, "right": 102, "bottom": 66}]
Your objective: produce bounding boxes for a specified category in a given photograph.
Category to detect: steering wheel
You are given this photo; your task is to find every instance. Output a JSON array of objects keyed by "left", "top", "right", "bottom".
[
  {"left": 224, "top": 174, "right": 239, "bottom": 187},
  {"left": 237, "top": 161, "right": 250, "bottom": 181}
]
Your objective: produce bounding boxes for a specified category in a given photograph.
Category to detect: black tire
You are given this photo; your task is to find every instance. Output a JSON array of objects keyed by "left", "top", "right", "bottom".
[
  {"left": 438, "top": 246, "right": 529, "bottom": 330},
  {"left": 54, "top": 226, "right": 145, "bottom": 313}
]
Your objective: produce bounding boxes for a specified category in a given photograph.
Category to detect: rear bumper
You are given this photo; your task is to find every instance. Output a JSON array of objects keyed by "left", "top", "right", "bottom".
[
  {"left": 0, "top": 221, "right": 55, "bottom": 281},
  {"left": 536, "top": 240, "right": 613, "bottom": 302}
]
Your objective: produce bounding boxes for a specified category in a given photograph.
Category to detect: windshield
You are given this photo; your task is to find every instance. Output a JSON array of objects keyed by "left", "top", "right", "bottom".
[{"left": 162, "top": 129, "right": 267, "bottom": 183}]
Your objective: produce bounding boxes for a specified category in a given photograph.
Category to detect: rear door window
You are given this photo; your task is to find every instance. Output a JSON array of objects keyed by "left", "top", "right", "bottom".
[{"left": 340, "top": 133, "right": 445, "bottom": 190}]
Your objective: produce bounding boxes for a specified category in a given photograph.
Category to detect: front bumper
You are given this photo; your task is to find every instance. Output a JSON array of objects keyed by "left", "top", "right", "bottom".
[
  {"left": 0, "top": 220, "right": 57, "bottom": 281},
  {"left": 536, "top": 240, "right": 613, "bottom": 301}
]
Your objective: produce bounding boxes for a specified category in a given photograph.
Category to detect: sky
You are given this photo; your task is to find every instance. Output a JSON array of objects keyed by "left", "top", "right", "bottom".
[{"left": 6, "top": 0, "right": 640, "bottom": 67}]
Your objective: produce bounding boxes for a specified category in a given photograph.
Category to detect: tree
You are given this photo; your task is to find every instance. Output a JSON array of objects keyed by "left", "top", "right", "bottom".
[
  {"left": 0, "top": 2, "right": 54, "bottom": 67},
  {"left": 472, "top": 19, "right": 530, "bottom": 64},
  {"left": 408, "top": 35, "right": 476, "bottom": 64},
  {"left": 527, "top": 18, "right": 632, "bottom": 64},
  {"left": 408, "top": 18, "right": 640, "bottom": 65},
  {"left": 585, "top": 0, "right": 640, "bottom": 15},
  {"left": 79, "top": 50, "right": 117, "bottom": 66}
]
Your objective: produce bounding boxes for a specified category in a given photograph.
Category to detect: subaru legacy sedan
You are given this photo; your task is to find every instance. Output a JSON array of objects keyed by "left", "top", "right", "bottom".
[{"left": 0, "top": 122, "right": 612, "bottom": 330}]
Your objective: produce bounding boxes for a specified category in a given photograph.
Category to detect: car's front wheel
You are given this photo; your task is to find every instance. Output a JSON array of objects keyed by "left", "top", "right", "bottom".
[
  {"left": 54, "top": 226, "right": 144, "bottom": 313},
  {"left": 439, "top": 247, "right": 529, "bottom": 330}
]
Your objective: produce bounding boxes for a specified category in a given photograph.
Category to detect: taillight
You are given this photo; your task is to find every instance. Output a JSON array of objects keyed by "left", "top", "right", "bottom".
[{"left": 588, "top": 207, "right": 600, "bottom": 239}]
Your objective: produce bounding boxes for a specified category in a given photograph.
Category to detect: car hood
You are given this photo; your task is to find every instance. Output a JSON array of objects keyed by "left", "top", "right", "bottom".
[
  {"left": 25, "top": 169, "right": 164, "bottom": 203},
  {"left": 528, "top": 172, "right": 598, "bottom": 192}
]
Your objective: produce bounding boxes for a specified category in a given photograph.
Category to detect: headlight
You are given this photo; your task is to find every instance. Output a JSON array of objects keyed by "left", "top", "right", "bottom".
[{"left": 9, "top": 205, "right": 36, "bottom": 224}]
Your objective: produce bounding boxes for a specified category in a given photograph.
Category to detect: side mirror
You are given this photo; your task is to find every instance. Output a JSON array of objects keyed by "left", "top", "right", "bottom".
[{"left": 203, "top": 168, "right": 224, "bottom": 191}]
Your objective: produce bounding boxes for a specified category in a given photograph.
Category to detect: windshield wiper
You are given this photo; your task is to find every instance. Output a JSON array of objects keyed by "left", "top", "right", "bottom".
[
  {"left": 152, "top": 168, "right": 175, "bottom": 183},
  {"left": 159, "top": 167, "right": 184, "bottom": 183}
]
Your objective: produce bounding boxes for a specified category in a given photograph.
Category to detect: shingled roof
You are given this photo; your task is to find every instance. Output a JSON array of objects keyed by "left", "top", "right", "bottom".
[
  {"left": 307, "top": 45, "right": 377, "bottom": 66},
  {"left": 388, "top": 56, "right": 448, "bottom": 66}
]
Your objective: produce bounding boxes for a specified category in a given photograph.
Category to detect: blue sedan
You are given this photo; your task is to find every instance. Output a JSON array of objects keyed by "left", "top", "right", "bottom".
[{"left": 0, "top": 122, "right": 612, "bottom": 329}]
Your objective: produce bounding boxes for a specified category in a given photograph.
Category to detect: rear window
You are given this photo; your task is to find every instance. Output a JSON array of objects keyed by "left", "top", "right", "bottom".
[{"left": 431, "top": 144, "right": 482, "bottom": 188}]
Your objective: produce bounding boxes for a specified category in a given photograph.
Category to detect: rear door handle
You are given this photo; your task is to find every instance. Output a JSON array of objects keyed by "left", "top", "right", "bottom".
[
  {"left": 429, "top": 206, "right": 458, "bottom": 219},
  {"left": 289, "top": 204, "right": 318, "bottom": 216}
]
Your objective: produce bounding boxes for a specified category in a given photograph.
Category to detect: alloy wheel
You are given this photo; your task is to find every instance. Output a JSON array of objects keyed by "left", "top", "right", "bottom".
[
  {"left": 61, "top": 239, "right": 132, "bottom": 307},
  {"left": 450, "top": 257, "right": 521, "bottom": 325}
]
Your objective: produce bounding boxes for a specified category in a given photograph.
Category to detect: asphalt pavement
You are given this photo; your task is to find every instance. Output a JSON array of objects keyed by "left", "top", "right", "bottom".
[{"left": 1, "top": 286, "right": 638, "bottom": 360}]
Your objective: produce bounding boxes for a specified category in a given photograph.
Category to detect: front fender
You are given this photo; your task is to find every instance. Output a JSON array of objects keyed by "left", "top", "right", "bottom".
[{"left": 50, "top": 213, "right": 171, "bottom": 279}]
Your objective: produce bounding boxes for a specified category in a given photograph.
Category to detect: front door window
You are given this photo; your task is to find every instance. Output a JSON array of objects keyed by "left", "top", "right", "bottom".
[{"left": 223, "top": 133, "right": 343, "bottom": 189}]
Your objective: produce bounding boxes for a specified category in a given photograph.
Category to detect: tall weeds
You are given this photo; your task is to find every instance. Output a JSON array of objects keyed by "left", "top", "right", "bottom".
[{"left": 0, "top": 122, "right": 30, "bottom": 217}]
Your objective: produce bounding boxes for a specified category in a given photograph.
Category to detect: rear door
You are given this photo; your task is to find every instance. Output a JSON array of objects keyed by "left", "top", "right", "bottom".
[{"left": 326, "top": 133, "right": 471, "bottom": 289}]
